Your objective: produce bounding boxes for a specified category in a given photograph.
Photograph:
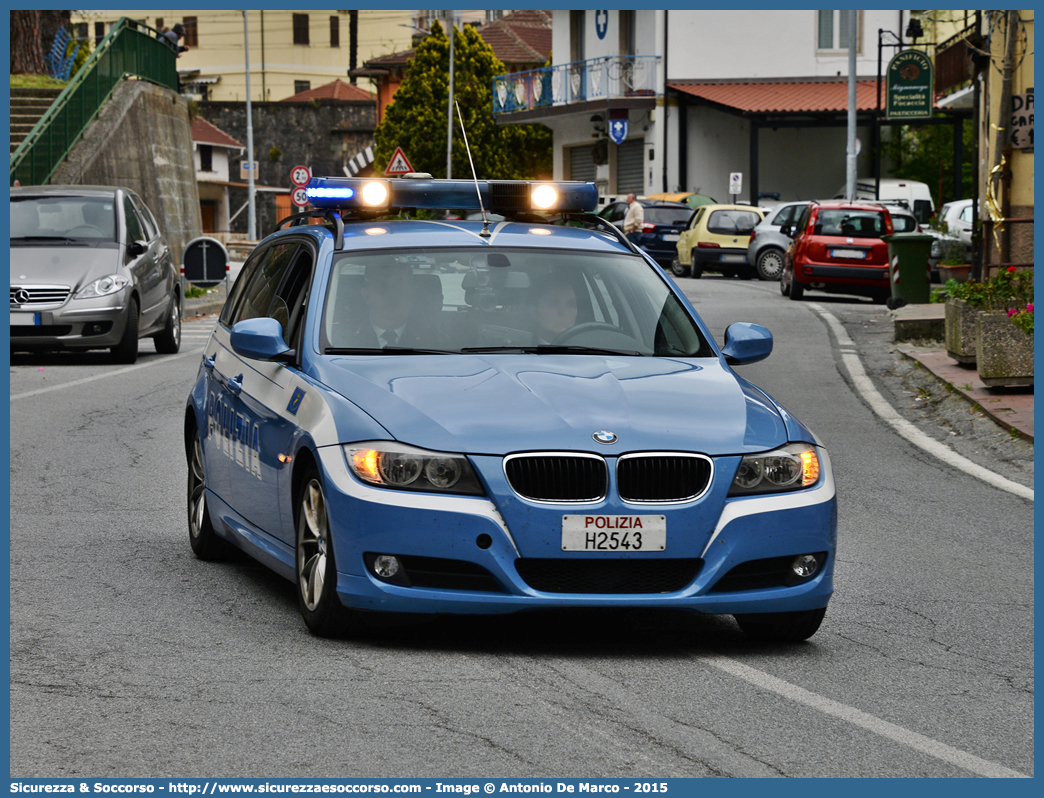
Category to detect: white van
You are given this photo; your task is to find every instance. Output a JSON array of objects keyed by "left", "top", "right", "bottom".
[{"left": 834, "top": 179, "right": 935, "bottom": 225}]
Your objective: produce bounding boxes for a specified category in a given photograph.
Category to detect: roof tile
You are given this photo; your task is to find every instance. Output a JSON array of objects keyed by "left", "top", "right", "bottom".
[
  {"left": 191, "top": 117, "right": 244, "bottom": 149},
  {"left": 668, "top": 79, "right": 882, "bottom": 114},
  {"left": 281, "top": 79, "right": 376, "bottom": 103}
]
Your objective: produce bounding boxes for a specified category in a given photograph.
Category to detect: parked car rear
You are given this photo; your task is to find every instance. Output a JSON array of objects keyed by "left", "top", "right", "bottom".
[
  {"left": 599, "top": 199, "right": 693, "bottom": 266},
  {"left": 781, "top": 201, "right": 894, "bottom": 302},
  {"left": 672, "top": 204, "right": 765, "bottom": 279}
]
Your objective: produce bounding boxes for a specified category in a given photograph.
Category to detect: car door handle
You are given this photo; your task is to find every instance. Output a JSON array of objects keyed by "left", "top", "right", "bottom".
[
  {"left": 203, "top": 355, "right": 216, "bottom": 371},
  {"left": 228, "top": 374, "right": 244, "bottom": 396}
]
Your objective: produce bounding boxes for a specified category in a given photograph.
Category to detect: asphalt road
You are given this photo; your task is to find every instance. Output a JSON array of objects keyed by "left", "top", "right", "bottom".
[{"left": 9, "top": 276, "right": 1033, "bottom": 778}]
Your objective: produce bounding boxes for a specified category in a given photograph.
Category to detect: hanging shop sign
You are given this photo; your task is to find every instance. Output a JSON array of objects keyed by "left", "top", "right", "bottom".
[{"left": 886, "top": 49, "right": 934, "bottom": 120}]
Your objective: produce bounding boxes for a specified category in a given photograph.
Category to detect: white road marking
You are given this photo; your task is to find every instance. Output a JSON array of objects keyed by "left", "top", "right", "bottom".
[
  {"left": 700, "top": 656, "right": 1030, "bottom": 778},
  {"left": 10, "top": 348, "right": 202, "bottom": 401},
  {"left": 807, "top": 303, "right": 1033, "bottom": 502}
]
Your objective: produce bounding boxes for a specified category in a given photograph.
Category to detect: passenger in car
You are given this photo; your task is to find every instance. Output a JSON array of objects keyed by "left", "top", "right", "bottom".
[
  {"left": 342, "top": 262, "right": 445, "bottom": 348},
  {"left": 528, "top": 272, "right": 578, "bottom": 344}
]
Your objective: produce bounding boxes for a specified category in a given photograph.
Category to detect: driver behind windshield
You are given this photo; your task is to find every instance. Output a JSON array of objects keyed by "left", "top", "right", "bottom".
[{"left": 528, "top": 272, "right": 578, "bottom": 344}]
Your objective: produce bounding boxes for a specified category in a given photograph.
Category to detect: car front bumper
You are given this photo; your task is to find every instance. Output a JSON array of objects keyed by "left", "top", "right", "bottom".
[
  {"left": 314, "top": 446, "right": 837, "bottom": 617},
  {"left": 9, "top": 293, "right": 131, "bottom": 349}
]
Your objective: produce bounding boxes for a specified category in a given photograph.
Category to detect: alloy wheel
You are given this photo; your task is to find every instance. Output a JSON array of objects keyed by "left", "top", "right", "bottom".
[{"left": 297, "top": 479, "right": 330, "bottom": 612}]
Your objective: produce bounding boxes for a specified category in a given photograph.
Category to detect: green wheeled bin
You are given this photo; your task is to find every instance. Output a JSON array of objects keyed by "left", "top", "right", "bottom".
[{"left": 882, "top": 232, "right": 934, "bottom": 309}]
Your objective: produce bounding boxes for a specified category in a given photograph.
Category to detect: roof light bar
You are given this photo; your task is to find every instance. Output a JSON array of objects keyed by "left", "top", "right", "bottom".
[{"left": 304, "top": 177, "right": 597, "bottom": 214}]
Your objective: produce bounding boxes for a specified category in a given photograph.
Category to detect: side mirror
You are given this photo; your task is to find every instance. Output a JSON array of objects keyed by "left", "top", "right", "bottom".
[
  {"left": 127, "top": 240, "right": 147, "bottom": 258},
  {"left": 230, "top": 317, "right": 292, "bottom": 362},
  {"left": 721, "top": 322, "right": 773, "bottom": 366},
  {"left": 780, "top": 225, "right": 793, "bottom": 238}
]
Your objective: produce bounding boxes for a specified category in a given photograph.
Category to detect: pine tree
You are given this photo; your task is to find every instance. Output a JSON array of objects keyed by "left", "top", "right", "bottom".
[{"left": 374, "top": 21, "right": 551, "bottom": 180}]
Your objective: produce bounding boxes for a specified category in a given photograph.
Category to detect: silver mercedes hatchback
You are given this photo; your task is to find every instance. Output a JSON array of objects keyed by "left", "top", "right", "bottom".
[{"left": 10, "top": 185, "right": 181, "bottom": 363}]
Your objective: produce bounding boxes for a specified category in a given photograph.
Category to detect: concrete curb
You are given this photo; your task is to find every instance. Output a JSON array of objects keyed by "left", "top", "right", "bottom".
[{"left": 896, "top": 345, "right": 1034, "bottom": 442}]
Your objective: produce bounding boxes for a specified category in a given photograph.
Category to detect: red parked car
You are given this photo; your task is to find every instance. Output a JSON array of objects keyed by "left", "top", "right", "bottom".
[{"left": 780, "top": 201, "right": 894, "bottom": 302}]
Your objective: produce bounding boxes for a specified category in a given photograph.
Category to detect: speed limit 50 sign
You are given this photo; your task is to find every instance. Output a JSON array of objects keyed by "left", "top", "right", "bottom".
[{"left": 291, "top": 187, "right": 309, "bottom": 208}]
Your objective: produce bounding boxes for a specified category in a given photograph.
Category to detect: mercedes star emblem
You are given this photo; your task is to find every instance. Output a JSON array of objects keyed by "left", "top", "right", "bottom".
[{"left": 14, "top": 289, "right": 31, "bottom": 305}]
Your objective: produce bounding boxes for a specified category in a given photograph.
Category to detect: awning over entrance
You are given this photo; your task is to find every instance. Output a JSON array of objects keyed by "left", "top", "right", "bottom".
[{"left": 667, "top": 78, "right": 880, "bottom": 116}]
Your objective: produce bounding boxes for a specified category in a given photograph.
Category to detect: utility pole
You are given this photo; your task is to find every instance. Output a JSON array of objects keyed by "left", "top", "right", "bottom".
[
  {"left": 845, "top": 12, "right": 858, "bottom": 200},
  {"left": 446, "top": 10, "right": 456, "bottom": 179},
  {"left": 243, "top": 11, "right": 256, "bottom": 240}
]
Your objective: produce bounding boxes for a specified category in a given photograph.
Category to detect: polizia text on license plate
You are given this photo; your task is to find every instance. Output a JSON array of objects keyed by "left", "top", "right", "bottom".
[{"left": 562, "top": 515, "right": 666, "bottom": 551}]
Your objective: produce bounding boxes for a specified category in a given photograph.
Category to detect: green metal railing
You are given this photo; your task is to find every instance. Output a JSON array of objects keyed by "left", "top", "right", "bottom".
[{"left": 11, "top": 17, "right": 178, "bottom": 186}]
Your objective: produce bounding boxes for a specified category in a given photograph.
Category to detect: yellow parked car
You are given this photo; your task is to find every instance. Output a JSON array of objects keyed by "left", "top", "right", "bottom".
[{"left": 671, "top": 204, "right": 765, "bottom": 279}]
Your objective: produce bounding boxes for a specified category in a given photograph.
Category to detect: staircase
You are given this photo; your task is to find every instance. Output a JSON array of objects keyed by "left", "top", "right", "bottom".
[{"left": 10, "top": 87, "right": 62, "bottom": 155}]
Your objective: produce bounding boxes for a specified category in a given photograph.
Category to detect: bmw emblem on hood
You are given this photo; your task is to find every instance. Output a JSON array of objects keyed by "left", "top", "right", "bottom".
[{"left": 592, "top": 430, "right": 618, "bottom": 445}]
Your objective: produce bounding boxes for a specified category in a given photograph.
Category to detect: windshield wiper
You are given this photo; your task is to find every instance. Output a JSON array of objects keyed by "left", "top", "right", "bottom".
[
  {"left": 324, "top": 346, "right": 451, "bottom": 355},
  {"left": 459, "top": 345, "right": 644, "bottom": 356},
  {"left": 11, "top": 236, "right": 79, "bottom": 244}
]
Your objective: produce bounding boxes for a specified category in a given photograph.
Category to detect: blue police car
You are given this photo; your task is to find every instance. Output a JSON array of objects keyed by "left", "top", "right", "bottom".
[{"left": 185, "top": 176, "right": 836, "bottom": 641}]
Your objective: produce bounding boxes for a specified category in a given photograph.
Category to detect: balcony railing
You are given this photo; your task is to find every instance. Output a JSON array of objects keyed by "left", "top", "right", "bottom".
[{"left": 493, "top": 56, "right": 660, "bottom": 117}]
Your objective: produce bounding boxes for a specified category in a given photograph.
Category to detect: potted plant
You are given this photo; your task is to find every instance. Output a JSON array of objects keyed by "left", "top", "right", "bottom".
[
  {"left": 936, "top": 235, "right": 971, "bottom": 283},
  {"left": 943, "top": 277, "right": 986, "bottom": 365},
  {"left": 975, "top": 266, "right": 1034, "bottom": 387}
]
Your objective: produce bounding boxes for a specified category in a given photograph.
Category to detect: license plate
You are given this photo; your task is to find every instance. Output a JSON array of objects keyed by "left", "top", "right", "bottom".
[
  {"left": 10, "top": 312, "right": 40, "bottom": 326},
  {"left": 561, "top": 515, "right": 666, "bottom": 552},
  {"left": 720, "top": 254, "right": 747, "bottom": 262},
  {"left": 661, "top": 233, "right": 680, "bottom": 242},
  {"left": 831, "top": 248, "right": 866, "bottom": 259}
]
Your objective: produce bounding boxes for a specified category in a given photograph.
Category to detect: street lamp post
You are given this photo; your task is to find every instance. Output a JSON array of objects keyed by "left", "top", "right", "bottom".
[
  {"left": 446, "top": 14, "right": 455, "bottom": 179},
  {"left": 243, "top": 11, "right": 256, "bottom": 240}
]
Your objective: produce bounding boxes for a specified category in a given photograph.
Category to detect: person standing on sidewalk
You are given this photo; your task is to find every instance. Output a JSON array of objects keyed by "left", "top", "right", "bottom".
[{"left": 622, "top": 193, "right": 644, "bottom": 242}]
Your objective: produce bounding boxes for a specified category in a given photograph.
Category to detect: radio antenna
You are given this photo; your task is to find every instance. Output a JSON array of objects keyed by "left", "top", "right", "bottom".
[{"left": 455, "top": 100, "right": 490, "bottom": 237}]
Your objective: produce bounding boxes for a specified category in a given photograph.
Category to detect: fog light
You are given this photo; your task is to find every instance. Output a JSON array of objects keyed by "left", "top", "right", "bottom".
[
  {"left": 791, "top": 554, "right": 819, "bottom": 579},
  {"left": 373, "top": 555, "right": 401, "bottom": 579}
]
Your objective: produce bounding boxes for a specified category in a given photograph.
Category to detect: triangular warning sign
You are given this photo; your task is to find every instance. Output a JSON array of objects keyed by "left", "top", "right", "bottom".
[{"left": 384, "top": 146, "right": 415, "bottom": 175}]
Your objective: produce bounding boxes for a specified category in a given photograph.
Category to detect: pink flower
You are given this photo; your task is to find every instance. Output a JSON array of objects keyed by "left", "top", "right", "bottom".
[
  {"left": 1008, "top": 309, "right": 1018, "bottom": 318},
  {"left": 1027, "top": 303, "right": 1034, "bottom": 313}
]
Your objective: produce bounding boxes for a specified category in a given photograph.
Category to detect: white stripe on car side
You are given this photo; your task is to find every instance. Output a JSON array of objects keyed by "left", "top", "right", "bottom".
[
  {"left": 316, "top": 446, "right": 522, "bottom": 556},
  {"left": 212, "top": 326, "right": 342, "bottom": 446},
  {"left": 699, "top": 448, "right": 836, "bottom": 558}
]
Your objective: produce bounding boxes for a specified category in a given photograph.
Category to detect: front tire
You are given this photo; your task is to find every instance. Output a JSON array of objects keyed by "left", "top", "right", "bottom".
[
  {"left": 153, "top": 293, "right": 181, "bottom": 354},
  {"left": 187, "top": 430, "right": 229, "bottom": 560},
  {"left": 756, "top": 248, "right": 785, "bottom": 281},
  {"left": 734, "top": 607, "right": 826, "bottom": 642},
  {"left": 111, "top": 297, "right": 139, "bottom": 363},
  {"left": 670, "top": 255, "right": 689, "bottom": 278},
  {"left": 296, "top": 469, "right": 354, "bottom": 637}
]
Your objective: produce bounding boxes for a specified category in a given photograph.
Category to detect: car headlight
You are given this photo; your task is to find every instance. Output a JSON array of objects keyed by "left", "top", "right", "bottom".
[
  {"left": 75, "top": 274, "right": 129, "bottom": 299},
  {"left": 344, "top": 441, "right": 485, "bottom": 495},
  {"left": 930, "top": 240, "right": 942, "bottom": 257},
  {"left": 728, "top": 443, "right": 820, "bottom": 496}
]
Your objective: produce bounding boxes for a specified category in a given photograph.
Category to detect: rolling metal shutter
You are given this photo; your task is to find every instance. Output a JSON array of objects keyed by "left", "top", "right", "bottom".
[
  {"left": 569, "top": 145, "right": 596, "bottom": 182},
  {"left": 616, "top": 139, "right": 644, "bottom": 195}
]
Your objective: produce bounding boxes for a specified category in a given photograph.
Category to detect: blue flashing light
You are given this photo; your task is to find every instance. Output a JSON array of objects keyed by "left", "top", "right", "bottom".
[
  {"left": 306, "top": 186, "right": 355, "bottom": 200},
  {"left": 303, "top": 177, "right": 598, "bottom": 214}
]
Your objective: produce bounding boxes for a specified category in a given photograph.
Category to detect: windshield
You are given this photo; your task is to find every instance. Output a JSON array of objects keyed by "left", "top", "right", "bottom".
[
  {"left": 891, "top": 214, "right": 919, "bottom": 233},
  {"left": 707, "top": 209, "right": 761, "bottom": 235},
  {"left": 643, "top": 207, "right": 692, "bottom": 226},
  {"left": 321, "top": 247, "right": 713, "bottom": 357},
  {"left": 11, "top": 196, "right": 118, "bottom": 242},
  {"left": 814, "top": 209, "right": 888, "bottom": 238}
]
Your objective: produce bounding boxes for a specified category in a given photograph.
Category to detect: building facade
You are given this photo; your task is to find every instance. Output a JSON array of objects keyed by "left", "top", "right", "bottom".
[
  {"left": 495, "top": 10, "right": 919, "bottom": 203},
  {"left": 71, "top": 9, "right": 415, "bottom": 101}
]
